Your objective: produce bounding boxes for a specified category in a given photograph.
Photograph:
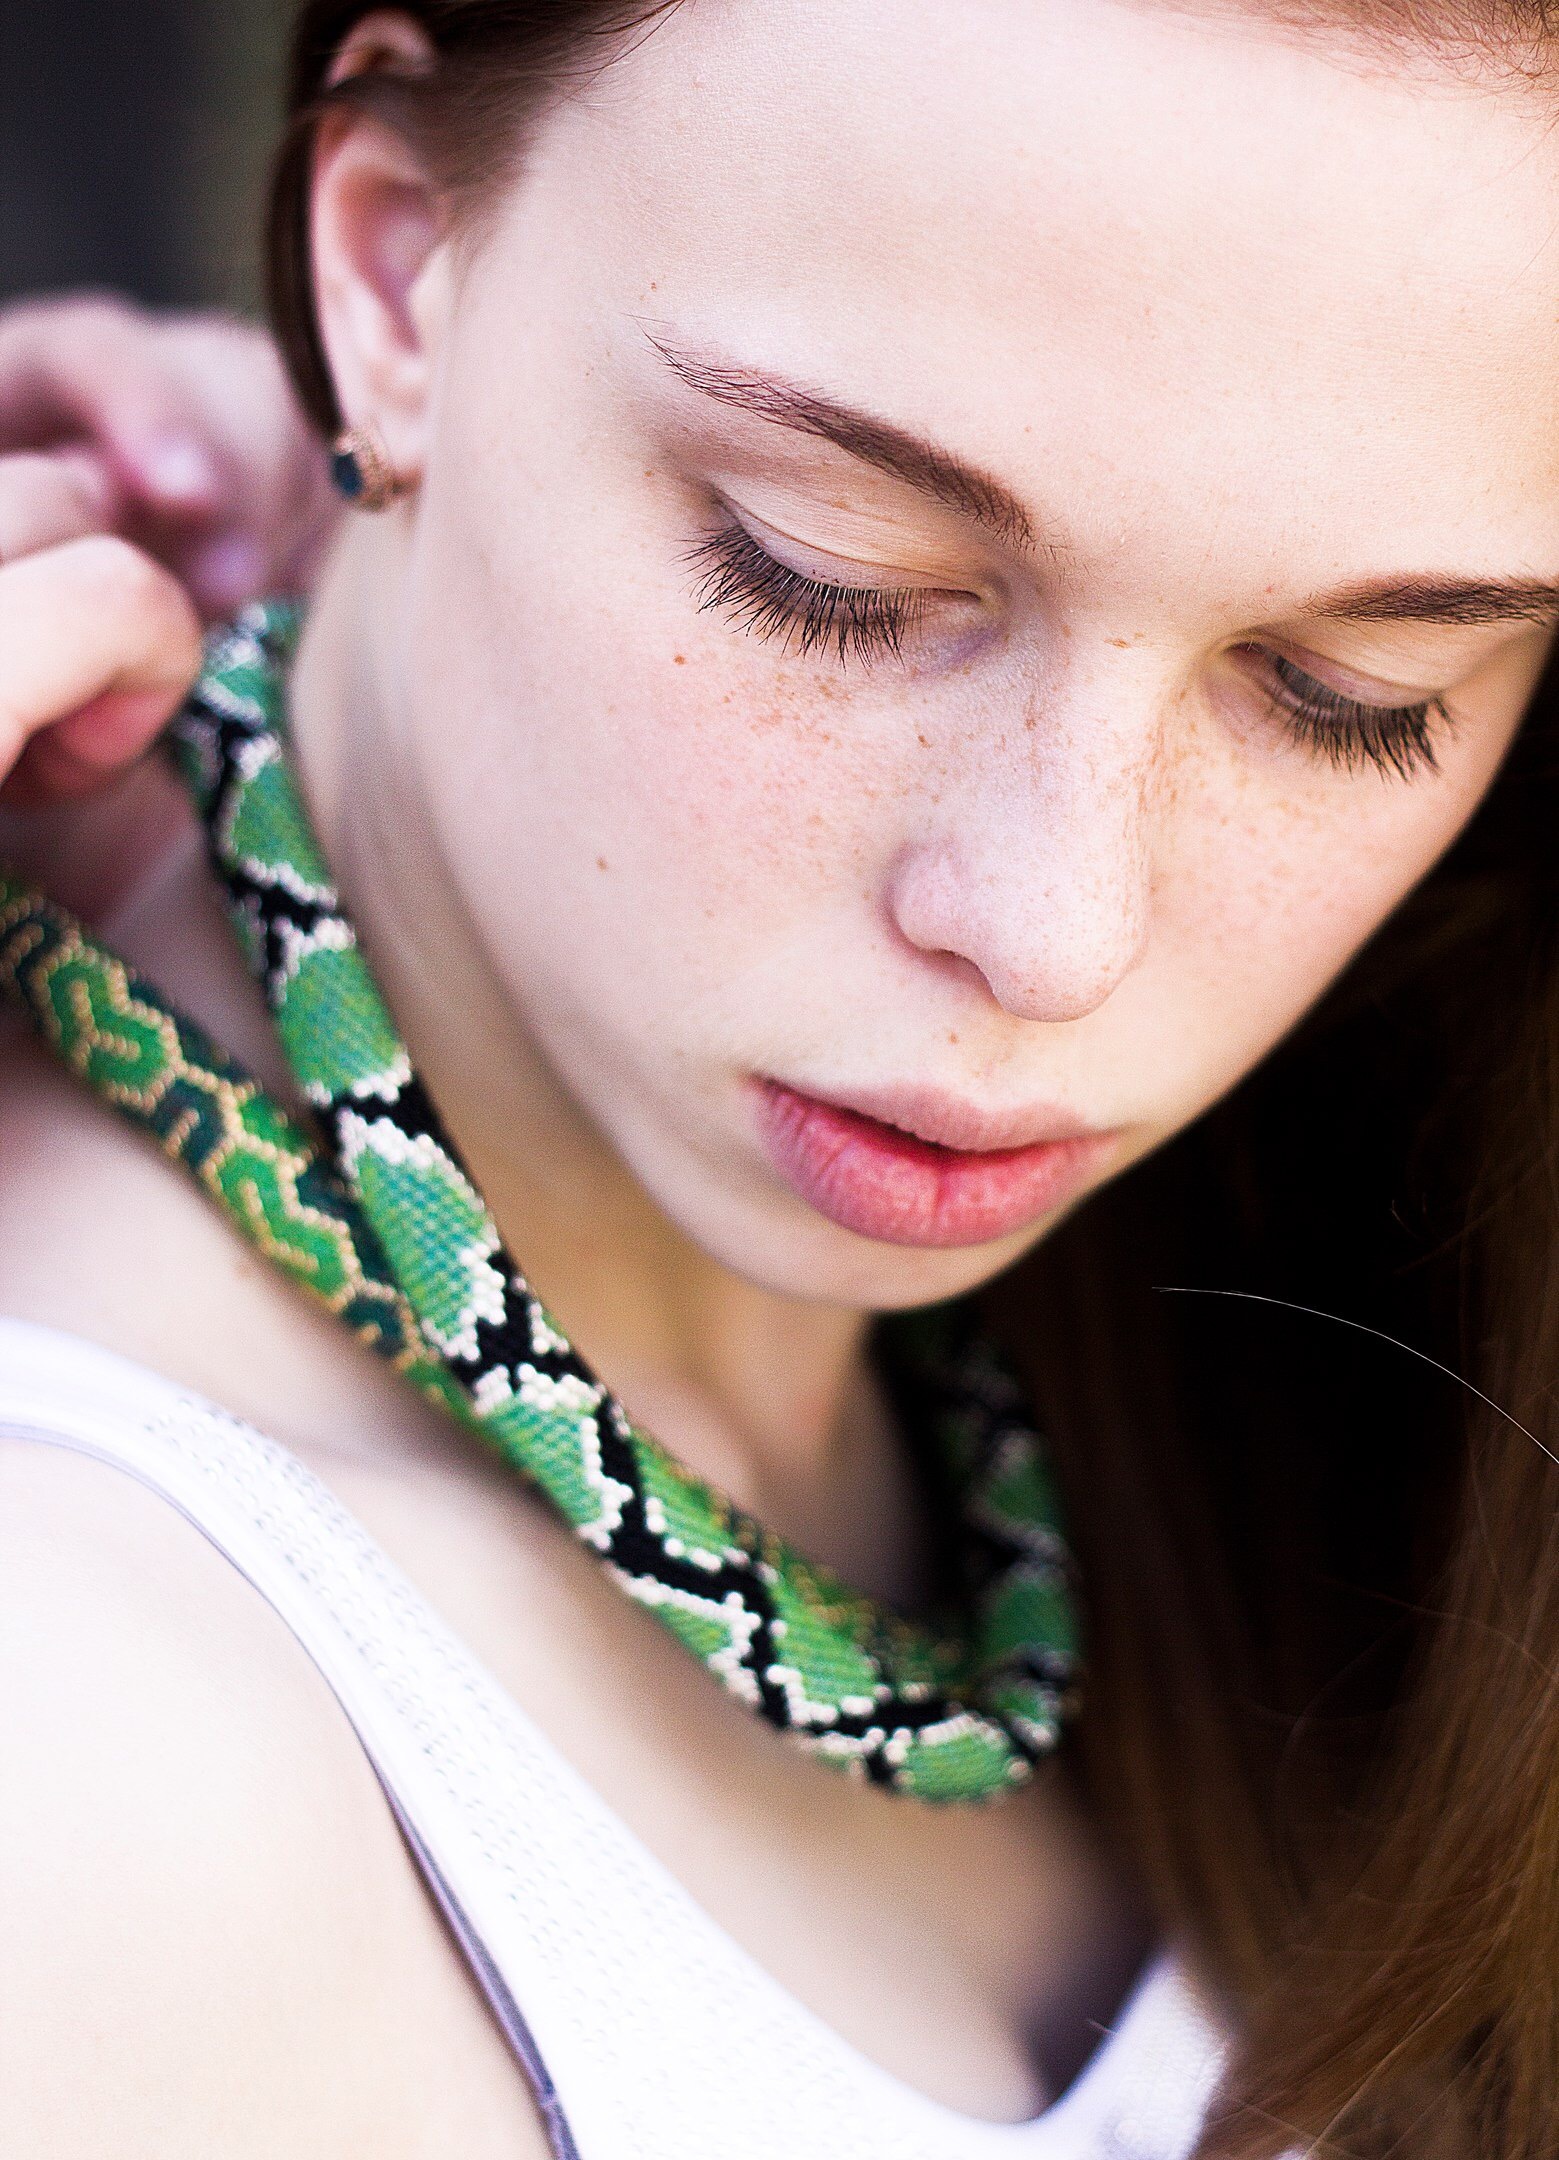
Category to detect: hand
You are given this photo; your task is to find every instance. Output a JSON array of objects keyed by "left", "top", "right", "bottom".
[
  {"left": 0, "top": 449, "right": 202, "bottom": 809},
  {"left": 0, "top": 293, "right": 336, "bottom": 622}
]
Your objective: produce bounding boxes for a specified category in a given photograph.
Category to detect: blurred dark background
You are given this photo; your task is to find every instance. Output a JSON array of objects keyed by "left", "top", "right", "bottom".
[{"left": 1, "top": 0, "right": 288, "bottom": 312}]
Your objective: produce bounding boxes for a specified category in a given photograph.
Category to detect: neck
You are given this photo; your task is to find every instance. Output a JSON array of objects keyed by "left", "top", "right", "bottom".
[{"left": 286, "top": 540, "right": 921, "bottom": 1595}]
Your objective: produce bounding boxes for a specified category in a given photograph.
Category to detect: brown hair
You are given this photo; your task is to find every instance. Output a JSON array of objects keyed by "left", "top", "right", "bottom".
[
  {"left": 267, "top": 8, "right": 1559, "bottom": 2152},
  {"left": 269, "top": 2, "right": 685, "bottom": 434}
]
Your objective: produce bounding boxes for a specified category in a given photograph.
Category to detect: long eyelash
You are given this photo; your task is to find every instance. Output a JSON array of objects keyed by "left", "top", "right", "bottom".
[
  {"left": 688, "top": 521, "right": 926, "bottom": 665},
  {"left": 1263, "top": 652, "right": 1451, "bottom": 781}
]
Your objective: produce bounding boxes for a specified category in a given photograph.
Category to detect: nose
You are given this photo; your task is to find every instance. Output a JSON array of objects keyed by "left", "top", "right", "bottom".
[{"left": 886, "top": 689, "right": 1155, "bottom": 1025}]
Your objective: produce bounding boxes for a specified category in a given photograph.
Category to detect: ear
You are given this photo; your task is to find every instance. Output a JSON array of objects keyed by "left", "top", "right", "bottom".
[{"left": 309, "top": 12, "right": 451, "bottom": 487}]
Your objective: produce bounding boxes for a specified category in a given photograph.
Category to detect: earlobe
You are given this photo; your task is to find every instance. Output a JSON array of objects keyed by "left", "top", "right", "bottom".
[
  {"left": 331, "top": 421, "right": 413, "bottom": 513},
  {"left": 309, "top": 16, "right": 447, "bottom": 492}
]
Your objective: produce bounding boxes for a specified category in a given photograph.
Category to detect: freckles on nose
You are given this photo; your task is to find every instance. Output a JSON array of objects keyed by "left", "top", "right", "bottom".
[{"left": 885, "top": 819, "right": 1152, "bottom": 1026}]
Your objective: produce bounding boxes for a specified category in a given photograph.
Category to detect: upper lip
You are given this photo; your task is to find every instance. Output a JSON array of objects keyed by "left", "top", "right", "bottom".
[{"left": 767, "top": 1079, "right": 1108, "bottom": 1157}]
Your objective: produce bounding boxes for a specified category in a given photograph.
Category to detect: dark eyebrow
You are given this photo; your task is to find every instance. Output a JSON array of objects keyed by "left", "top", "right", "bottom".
[
  {"left": 1309, "top": 575, "right": 1559, "bottom": 627},
  {"left": 650, "top": 337, "right": 1038, "bottom": 553}
]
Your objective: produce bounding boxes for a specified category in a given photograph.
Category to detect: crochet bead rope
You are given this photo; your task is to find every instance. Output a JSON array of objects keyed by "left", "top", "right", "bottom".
[{"left": 0, "top": 602, "right": 1080, "bottom": 1802}]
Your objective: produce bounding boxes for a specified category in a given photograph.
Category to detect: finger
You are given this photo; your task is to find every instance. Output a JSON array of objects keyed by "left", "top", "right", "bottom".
[
  {"left": 0, "top": 535, "right": 202, "bottom": 807},
  {"left": 149, "top": 317, "right": 333, "bottom": 610},
  {"left": 0, "top": 297, "right": 223, "bottom": 516},
  {"left": 0, "top": 450, "right": 115, "bottom": 563},
  {"left": 9, "top": 309, "right": 320, "bottom": 615},
  {"left": 0, "top": 301, "right": 336, "bottom": 622},
  {"left": 4, "top": 688, "right": 185, "bottom": 807},
  {"left": 182, "top": 530, "right": 271, "bottom": 617}
]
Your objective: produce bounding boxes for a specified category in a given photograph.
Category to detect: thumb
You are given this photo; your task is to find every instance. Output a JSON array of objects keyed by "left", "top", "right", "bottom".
[{"left": 0, "top": 535, "right": 202, "bottom": 808}]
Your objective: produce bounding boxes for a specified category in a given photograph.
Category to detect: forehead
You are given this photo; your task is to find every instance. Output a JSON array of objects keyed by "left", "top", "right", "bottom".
[{"left": 520, "top": 0, "right": 1559, "bottom": 595}]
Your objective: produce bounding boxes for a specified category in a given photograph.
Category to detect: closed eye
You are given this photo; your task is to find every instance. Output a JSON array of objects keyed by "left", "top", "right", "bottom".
[
  {"left": 1242, "top": 647, "right": 1453, "bottom": 780},
  {"left": 688, "top": 517, "right": 936, "bottom": 665}
]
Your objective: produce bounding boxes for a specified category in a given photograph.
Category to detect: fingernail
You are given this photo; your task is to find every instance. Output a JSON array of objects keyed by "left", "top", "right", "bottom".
[
  {"left": 140, "top": 435, "right": 219, "bottom": 504},
  {"left": 55, "top": 449, "right": 115, "bottom": 513},
  {"left": 191, "top": 533, "right": 266, "bottom": 612}
]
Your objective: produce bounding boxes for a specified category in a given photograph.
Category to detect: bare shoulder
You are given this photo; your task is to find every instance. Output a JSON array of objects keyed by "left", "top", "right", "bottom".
[{"left": 0, "top": 1436, "right": 553, "bottom": 2159}]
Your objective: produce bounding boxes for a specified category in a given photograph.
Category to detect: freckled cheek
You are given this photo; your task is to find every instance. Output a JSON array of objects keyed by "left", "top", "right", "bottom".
[
  {"left": 416, "top": 596, "right": 881, "bottom": 939},
  {"left": 583, "top": 657, "right": 903, "bottom": 927},
  {"left": 1174, "top": 789, "right": 1482, "bottom": 1074},
  {"left": 420, "top": 494, "right": 917, "bottom": 1006}
]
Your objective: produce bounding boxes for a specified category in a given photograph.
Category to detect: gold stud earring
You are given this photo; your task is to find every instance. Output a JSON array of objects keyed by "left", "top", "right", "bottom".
[{"left": 330, "top": 422, "right": 410, "bottom": 513}]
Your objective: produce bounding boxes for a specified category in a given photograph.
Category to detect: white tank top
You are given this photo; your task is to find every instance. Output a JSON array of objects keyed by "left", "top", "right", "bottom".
[{"left": 0, "top": 1318, "right": 1236, "bottom": 2160}]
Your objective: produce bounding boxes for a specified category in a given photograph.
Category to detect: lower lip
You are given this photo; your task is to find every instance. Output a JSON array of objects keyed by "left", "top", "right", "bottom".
[{"left": 755, "top": 1083, "right": 1113, "bottom": 1250}]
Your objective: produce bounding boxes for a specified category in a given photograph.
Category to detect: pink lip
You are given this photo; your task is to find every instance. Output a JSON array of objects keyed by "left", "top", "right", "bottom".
[{"left": 755, "top": 1080, "right": 1117, "bottom": 1249}]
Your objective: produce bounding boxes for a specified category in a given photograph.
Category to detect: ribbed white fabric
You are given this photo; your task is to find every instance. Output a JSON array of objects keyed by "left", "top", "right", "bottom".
[{"left": 0, "top": 1318, "right": 1234, "bottom": 2160}]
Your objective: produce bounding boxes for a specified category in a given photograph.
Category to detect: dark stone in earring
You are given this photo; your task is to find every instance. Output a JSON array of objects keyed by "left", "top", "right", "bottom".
[
  {"left": 330, "top": 424, "right": 405, "bottom": 513},
  {"left": 331, "top": 445, "right": 367, "bottom": 502}
]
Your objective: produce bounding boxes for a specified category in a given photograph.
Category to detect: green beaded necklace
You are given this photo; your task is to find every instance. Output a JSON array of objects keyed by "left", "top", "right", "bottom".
[{"left": 0, "top": 602, "right": 1080, "bottom": 1803}]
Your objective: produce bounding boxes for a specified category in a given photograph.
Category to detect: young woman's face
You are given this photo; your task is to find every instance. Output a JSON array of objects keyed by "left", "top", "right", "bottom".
[{"left": 329, "top": 0, "right": 1559, "bottom": 1310}]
